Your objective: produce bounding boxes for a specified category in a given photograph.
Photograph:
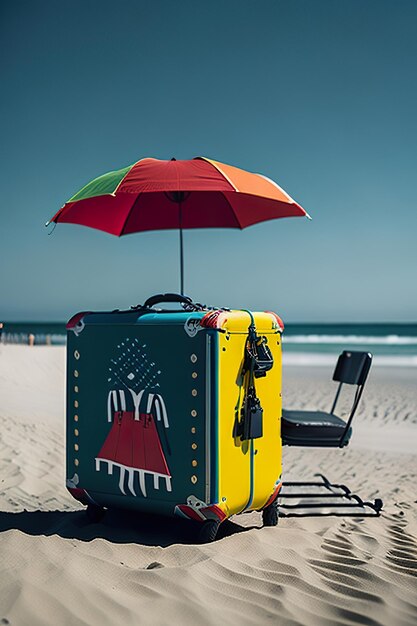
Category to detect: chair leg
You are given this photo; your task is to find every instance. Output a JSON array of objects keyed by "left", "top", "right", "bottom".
[{"left": 278, "top": 473, "right": 383, "bottom": 518}]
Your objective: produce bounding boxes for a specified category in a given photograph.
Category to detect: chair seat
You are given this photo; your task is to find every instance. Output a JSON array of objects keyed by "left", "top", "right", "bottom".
[{"left": 281, "top": 409, "right": 351, "bottom": 447}]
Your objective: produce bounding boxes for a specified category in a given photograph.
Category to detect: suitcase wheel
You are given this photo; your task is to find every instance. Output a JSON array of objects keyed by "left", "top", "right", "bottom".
[
  {"left": 86, "top": 504, "right": 106, "bottom": 523},
  {"left": 262, "top": 499, "right": 279, "bottom": 527},
  {"left": 198, "top": 519, "right": 220, "bottom": 543}
]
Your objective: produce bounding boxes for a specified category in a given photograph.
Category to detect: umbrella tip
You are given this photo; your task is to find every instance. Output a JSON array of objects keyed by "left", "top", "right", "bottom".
[
  {"left": 305, "top": 212, "right": 313, "bottom": 220},
  {"left": 45, "top": 220, "right": 50, "bottom": 227}
]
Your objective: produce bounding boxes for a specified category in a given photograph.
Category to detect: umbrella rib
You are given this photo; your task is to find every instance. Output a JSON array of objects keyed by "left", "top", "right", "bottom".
[
  {"left": 119, "top": 193, "right": 143, "bottom": 237},
  {"left": 112, "top": 158, "right": 150, "bottom": 196},
  {"left": 222, "top": 193, "right": 243, "bottom": 230},
  {"left": 197, "top": 157, "right": 239, "bottom": 192}
]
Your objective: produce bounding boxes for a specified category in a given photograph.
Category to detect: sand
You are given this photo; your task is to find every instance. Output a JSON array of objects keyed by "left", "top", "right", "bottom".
[{"left": 0, "top": 345, "right": 416, "bottom": 626}]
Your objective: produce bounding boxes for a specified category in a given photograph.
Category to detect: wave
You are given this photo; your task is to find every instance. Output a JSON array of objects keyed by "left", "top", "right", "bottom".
[
  {"left": 283, "top": 352, "right": 417, "bottom": 367},
  {"left": 283, "top": 334, "right": 417, "bottom": 345}
]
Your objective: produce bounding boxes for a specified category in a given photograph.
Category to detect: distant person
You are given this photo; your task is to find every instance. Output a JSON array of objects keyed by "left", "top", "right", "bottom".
[{"left": 0, "top": 322, "right": 3, "bottom": 344}]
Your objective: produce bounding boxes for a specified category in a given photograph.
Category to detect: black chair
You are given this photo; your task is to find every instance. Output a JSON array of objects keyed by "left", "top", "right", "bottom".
[{"left": 282, "top": 351, "right": 373, "bottom": 448}]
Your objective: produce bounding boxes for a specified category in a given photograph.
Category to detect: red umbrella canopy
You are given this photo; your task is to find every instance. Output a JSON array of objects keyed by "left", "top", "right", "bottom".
[{"left": 48, "top": 157, "right": 310, "bottom": 235}]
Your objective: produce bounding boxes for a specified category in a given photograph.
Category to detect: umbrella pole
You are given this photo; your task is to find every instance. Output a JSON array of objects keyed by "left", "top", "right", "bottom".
[{"left": 179, "top": 200, "right": 184, "bottom": 295}]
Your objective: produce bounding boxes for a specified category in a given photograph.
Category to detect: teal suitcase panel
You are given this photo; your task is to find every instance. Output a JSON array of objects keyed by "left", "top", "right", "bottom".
[{"left": 66, "top": 312, "right": 214, "bottom": 517}]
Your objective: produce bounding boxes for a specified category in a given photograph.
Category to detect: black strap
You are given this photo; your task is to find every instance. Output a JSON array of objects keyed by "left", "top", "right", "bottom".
[{"left": 238, "top": 312, "right": 264, "bottom": 440}]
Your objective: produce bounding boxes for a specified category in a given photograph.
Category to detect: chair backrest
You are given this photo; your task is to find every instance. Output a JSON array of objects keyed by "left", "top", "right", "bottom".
[
  {"left": 330, "top": 351, "right": 373, "bottom": 447},
  {"left": 332, "top": 351, "right": 372, "bottom": 386}
]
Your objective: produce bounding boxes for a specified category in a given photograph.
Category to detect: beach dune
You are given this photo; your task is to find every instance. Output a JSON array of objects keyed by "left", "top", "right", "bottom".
[{"left": 0, "top": 345, "right": 416, "bottom": 625}]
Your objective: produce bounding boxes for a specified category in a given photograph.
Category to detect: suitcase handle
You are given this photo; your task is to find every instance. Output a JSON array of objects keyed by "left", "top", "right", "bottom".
[{"left": 143, "top": 293, "right": 200, "bottom": 310}]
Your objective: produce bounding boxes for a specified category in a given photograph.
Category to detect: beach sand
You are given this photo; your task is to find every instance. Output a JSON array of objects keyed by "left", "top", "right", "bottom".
[{"left": 0, "top": 345, "right": 416, "bottom": 625}]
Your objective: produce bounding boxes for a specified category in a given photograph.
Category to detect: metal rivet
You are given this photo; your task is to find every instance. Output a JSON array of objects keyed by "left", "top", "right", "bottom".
[
  {"left": 74, "top": 443, "right": 79, "bottom": 451},
  {"left": 191, "top": 410, "right": 197, "bottom": 417},
  {"left": 191, "top": 475, "right": 197, "bottom": 484},
  {"left": 192, "top": 460, "right": 198, "bottom": 467},
  {"left": 222, "top": 347, "right": 226, "bottom": 351},
  {"left": 74, "top": 429, "right": 79, "bottom": 436},
  {"left": 74, "top": 400, "right": 79, "bottom": 408},
  {"left": 74, "top": 370, "right": 79, "bottom": 378},
  {"left": 74, "top": 415, "right": 79, "bottom": 422},
  {"left": 74, "top": 459, "right": 79, "bottom": 466},
  {"left": 190, "top": 354, "right": 197, "bottom": 363},
  {"left": 191, "top": 442, "right": 197, "bottom": 450},
  {"left": 74, "top": 350, "right": 80, "bottom": 360},
  {"left": 191, "top": 426, "right": 196, "bottom": 434},
  {"left": 74, "top": 386, "right": 79, "bottom": 393},
  {"left": 192, "top": 389, "right": 197, "bottom": 397},
  {"left": 192, "top": 372, "right": 198, "bottom": 379}
]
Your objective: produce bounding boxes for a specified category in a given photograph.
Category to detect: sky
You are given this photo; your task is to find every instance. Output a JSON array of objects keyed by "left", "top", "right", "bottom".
[{"left": 1, "top": 0, "right": 416, "bottom": 322}]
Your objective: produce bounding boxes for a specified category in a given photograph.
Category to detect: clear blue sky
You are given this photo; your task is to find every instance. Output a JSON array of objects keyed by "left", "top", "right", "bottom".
[{"left": 1, "top": 0, "right": 416, "bottom": 322}]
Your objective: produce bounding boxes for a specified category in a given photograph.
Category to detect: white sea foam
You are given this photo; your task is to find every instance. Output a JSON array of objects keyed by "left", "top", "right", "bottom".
[{"left": 282, "top": 352, "right": 417, "bottom": 367}]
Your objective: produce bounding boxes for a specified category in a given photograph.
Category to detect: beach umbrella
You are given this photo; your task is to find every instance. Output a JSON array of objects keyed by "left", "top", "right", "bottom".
[{"left": 47, "top": 157, "right": 311, "bottom": 294}]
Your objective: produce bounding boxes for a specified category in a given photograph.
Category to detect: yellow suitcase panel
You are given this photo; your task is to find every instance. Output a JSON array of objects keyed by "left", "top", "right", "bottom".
[
  {"left": 250, "top": 336, "right": 282, "bottom": 511},
  {"left": 216, "top": 311, "right": 282, "bottom": 517}
]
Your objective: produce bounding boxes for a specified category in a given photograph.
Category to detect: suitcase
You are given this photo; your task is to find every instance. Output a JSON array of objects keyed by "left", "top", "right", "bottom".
[{"left": 66, "top": 294, "right": 284, "bottom": 541}]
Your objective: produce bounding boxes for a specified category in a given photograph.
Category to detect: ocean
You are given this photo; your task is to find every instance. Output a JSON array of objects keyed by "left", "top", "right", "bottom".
[
  {"left": 282, "top": 322, "right": 417, "bottom": 367},
  {"left": 2, "top": 321, "right": 417, "bottom": 367}
]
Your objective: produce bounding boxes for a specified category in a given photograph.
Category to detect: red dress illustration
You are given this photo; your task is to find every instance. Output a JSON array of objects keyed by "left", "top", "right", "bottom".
[
  {"left": 95, "top": 339, "right": 171, "bottom": 497},
  {"left": 96, "top": 393, "right": 171, "bottom": 497}
]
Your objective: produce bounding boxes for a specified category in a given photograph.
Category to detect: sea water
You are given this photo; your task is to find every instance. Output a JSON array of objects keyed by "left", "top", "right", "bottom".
[
  {"left": 1, "top": 321, "right": 417, "bottom": 367},
  {"left": 283, "top": 323, "right": 417, "bottom": 367}
]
